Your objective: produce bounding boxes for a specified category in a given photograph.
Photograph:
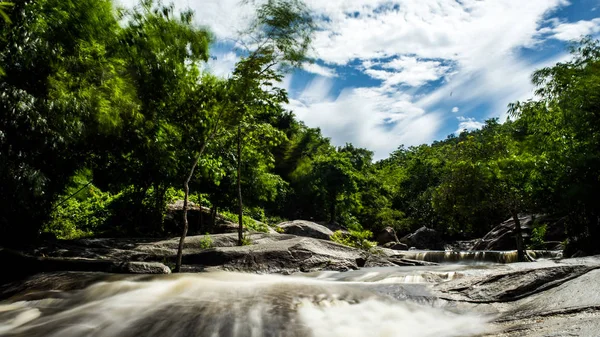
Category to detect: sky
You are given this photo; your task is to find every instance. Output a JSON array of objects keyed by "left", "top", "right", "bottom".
[{"left": 120, "top": 0, "right": 600, "bottom": 160}]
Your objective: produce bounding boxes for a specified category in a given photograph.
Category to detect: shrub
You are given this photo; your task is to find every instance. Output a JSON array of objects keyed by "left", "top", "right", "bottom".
[
  {"left": 44, "top": 185, "right": 117, "bottom": 240},
  {"left": 529, "top": 223, "right": 547, "bottom": 249},
  {"left": 199, "top": 233, "right": 213, "bottom": 249},
  {"left": 220, "top": 210, "right": 269, "bottom": 233},
  {"left": 241, "top": 235, "right": 253, "bottom": 246},
  {"left": 330, "top": 229, "right": 377, "bottom": 251}
]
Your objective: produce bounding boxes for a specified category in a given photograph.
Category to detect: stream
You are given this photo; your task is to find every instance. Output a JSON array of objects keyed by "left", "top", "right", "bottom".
[{"left": 0, "top": 250, "right": 567, "bottom": 337}]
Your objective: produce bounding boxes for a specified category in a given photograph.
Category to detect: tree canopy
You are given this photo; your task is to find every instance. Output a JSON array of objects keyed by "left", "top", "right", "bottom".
[{"left": 1, "top": 0, "right": 600, "bottom": 257}]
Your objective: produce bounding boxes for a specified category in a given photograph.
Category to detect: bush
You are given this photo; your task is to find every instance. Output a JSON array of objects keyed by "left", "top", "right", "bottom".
[
  {"left": 330, "top": 229, "right": 377, "bottom": 251},
  {"left": 220, "top": 210, "right": 269, "bottom": 233},
  {"left": 44, "top": 186, "right": 117, "bottom": 240},
  {"left": 199, "top": 233, "right": 213, "bottom": 249},
  {"left": 165, "top": 188, "right": 210, "bottom": 207},
  {"left": 529, "top": 223, "right": 547, "bottom": 249}
]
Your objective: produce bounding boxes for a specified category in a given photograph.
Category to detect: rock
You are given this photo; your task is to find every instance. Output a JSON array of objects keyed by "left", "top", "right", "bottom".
[
  {"left": 163, "top": 201, "right": 241, "bottom": 235},
  {"left": 401, "top": 226, "right": 444, "bottom": 250},
  {"left": 375, "top": 227, "right": 399, "bottom": 246},
  {"left": 382, "top": 241, "right": 408, "bottom": 250},
  {"left": 182, "top": 237, "right": 364, "bottom": 273},
  {"left": 472, "top": 214, "right": 567, "bottom": 251},
  {"left": 444, "top": 239, "right": 479, "bottom": 251},
  {"left": 120, "top": 261, "right": 171, "bottom": 274},
  {"left": 276, "top": 220, "right": 334, "bottom": 240},
  {"left": 431, "top": 255, "right": 600, "bottom": 337},
  {"left": 0, "top": 248, "right": 170, "bottom": 283}
]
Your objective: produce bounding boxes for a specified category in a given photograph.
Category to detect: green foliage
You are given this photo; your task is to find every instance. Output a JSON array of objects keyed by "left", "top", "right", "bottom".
[
  {"left": 220, "top": 211, "right": 270, "bottom": 233},
  {"left": 44, "top": 186, "right": 118, "bottom": 240},
  {"left": 198, "top": 233, "right": 213, "bottom": 250},
  {"left": 2, "top": 0, "right": 598, "bottom": 259},
  {"left": 529, "top": 224, "right": 547, "bottom": 249},
  {"left": 330, "top": 229, "right": 377, "bottom": 252},
  {"left": 165, "top": 188, "right": 210, "bottom": 207},
  {"left": 241, "top": 235, "right": 253, "bottom": 246}
]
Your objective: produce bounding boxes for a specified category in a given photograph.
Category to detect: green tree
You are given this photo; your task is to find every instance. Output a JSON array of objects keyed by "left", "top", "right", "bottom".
[
  {"left": 509, "top": 38, "right": 600, "bottom": 255},
  {"left": 228, "top": 0, "right": 315, "bottom": 245},
  {"left": 0, "top": 0, "right": 136, "bottom": 244}
]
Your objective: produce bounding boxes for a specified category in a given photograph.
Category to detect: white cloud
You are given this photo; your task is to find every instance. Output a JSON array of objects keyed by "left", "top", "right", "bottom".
[
  {"left": 289, "top": 83, "right": 440, "bottom": 160},
  {"left": 116, "top": 0, "right": 580, "bottom": 159},
  {"left": 363, "top": 57, "right": 450, "bottom": 87},
  {"left": 455, "top": 116, "right": 484, "bottom": 134},
  {"left": 205, "top": 52, "right": 239, "bottom": 78},
  {"left": 303, "top": 63, "right": 338, "bottom": 77},
  {"left": 539, "top": 18, "right": 600, "bottom": 41}
]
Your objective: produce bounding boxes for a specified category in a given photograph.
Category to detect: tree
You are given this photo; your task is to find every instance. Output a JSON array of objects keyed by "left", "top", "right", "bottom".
[
  {"left": 227, "top": 0, "right": 315, "bottom": 245},
  {"left": 0, "top": 1, "right": 12, "bottom": 75},
  {"left": 0, "top": 0, "right": 136, "bottom": 244},
  {"left": 509, "top": 38, "right": 600, "bottom": 255},
  {"left": 104, "top": 0, "right": 211, "bottom": 235},
  {"left": 309, "top": 151, "right": 360, "bottom": 223}
]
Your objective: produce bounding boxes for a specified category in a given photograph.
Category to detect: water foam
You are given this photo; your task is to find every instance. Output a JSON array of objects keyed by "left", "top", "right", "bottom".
[{"left": 0, "top": 272, "right": 490, "bottom": 337}]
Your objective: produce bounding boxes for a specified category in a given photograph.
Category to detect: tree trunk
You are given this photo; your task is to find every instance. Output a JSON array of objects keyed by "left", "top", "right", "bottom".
[
  {"left": 512, "top": 211, "right": 526, "bottom": 262},
  {"left": 174, "top": 143, "right": 207, "bottom": 273},
  {"left": 237, "top": 125, "right": 244, "bottom": 246},
  {"left": 211, "top": 206, "right": 217, "bottom": 227}
]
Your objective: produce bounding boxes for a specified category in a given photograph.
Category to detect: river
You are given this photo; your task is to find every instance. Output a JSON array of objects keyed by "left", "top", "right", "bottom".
[{"left": 0, "top": 250, "right": 568, "bottom": 337}]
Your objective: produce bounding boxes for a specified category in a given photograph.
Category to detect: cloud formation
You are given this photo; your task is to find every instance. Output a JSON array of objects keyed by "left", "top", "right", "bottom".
[{"left": 117, "top": 0, "right": 592, "bottom": 159}]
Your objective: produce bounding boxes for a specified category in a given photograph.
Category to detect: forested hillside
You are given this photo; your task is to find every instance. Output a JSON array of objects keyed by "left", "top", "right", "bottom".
[{"left": 1, "top": 0, "right": 599, "bottom": 256}]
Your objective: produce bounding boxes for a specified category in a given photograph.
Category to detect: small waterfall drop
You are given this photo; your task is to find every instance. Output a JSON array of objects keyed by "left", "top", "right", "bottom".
[
  {"left": 0, "top": 272, "right": 490, "bottom": 337},
  {"left": 397, "top": 250, "right": 562, "bottom": 264}
]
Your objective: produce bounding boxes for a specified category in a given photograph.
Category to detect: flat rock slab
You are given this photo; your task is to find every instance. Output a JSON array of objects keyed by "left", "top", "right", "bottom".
[{"left": 183, "top": 237, "right": 364, "bottom": 273}]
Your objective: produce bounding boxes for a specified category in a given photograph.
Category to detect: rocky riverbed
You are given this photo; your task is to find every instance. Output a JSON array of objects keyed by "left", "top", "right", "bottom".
[{"left": 1, "top": 232, "right": 598, "bottom": 336}]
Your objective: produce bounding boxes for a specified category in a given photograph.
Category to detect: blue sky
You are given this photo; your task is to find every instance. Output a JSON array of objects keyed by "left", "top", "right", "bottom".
[{"left": 121, "top": 0, "right": 600, "bottom": 159}]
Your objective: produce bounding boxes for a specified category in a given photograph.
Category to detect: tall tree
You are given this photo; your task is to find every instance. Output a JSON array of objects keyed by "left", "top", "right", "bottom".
[
  {"left": 509, "top": 38, "right": 600, "bottom": 255},
  {"left": 0, "top": 0, "right": 136, "bottom": 244},
  {"left": 228, "top": 0, "right": 315, "bottom": 245}
]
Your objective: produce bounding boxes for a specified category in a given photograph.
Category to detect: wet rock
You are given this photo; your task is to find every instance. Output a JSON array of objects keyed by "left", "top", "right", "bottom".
[
  {"left": 0, "top": 248, "right": 170, "bottom": 283},
  {"left": 375, "top": 227, "right": 399, "bottom": 246},
  {"left": 431, "top": 255, "right": 600, "bottom": 337},
  {"left": 276, "top": 220, "right": 334, "bottom": 240}
]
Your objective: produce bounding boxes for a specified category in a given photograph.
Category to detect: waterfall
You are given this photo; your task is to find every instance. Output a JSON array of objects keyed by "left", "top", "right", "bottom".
[
  {"left": 396, "top": 250, "right": 563, "bottom": 264},
  {"left": 0, "top": 272, "right": 490, "bottom": 337}
]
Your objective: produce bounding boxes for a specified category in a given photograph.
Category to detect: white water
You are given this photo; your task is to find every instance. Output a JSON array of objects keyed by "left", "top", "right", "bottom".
[{"left": 0, "top": 271, "right": 490, "bottom": 337}]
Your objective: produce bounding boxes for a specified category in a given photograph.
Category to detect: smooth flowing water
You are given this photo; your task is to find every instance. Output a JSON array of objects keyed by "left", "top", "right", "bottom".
[
  {"left": 397, "top": 249, "right": 563, "bottom": 264},
  {"left": 0, "top": 269, "right": 491, "bottom": 337}
]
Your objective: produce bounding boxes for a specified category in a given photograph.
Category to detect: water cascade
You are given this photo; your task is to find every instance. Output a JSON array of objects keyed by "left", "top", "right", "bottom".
[
  {"left": 0, "top": 272, "right": 490, "bottom": 337},
  {"left": 397, "top": 250, "right": 563, "bottom": 264}
]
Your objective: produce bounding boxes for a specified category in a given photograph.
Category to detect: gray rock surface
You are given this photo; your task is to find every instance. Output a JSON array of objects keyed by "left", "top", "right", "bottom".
[
  {"left": 375, "top": 227, "right": 399, "bottom": 246},
  {"left": 430, "top": 256, "right": 600, "bottom": 337},
  {"left": 182, "top": 237, "right": 364, "bottom": 273},
  {"left": 276, "top": 220, "right": 334, "bottom": 240},
  {"left": 472, "top": 214, "right": 567, "bottom": 251},
  {"left": 401, "top": 226, "right": 444, "bottom": 250}
]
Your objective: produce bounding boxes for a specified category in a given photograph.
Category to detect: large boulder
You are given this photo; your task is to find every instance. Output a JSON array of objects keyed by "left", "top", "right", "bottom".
[
  {"left": 182, "top": 237, "right": 365, "bottom": 273},
  {"left": 276, "top": 220, "right": 334, "bottom": 240},
  {"left": 401, "top": 226, "right": 445, "bottom": 250},
  {"left": 375, "top": 226, "right": 399, "bottom": 246},
  {"left": 470, "top": 214, "right": 565, "bottom": 251}
]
